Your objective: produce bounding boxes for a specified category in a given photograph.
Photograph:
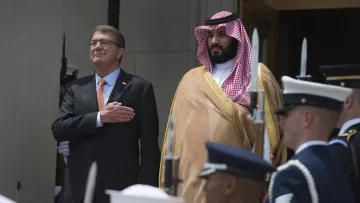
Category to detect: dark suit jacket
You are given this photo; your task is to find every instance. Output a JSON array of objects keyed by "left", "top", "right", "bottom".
[
  {"left": 51, "top": 69, "right": 160, "bottom": 203},
  {"left": 267, "top": 145, "right": 354, "bottom": 203},
  {"left": 329, "top": 123, "right": 360, "bottom": 202}
]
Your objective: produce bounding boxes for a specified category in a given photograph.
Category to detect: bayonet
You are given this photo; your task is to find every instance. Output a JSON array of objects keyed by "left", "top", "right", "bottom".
[
  {"left": 248, "top": 28, "right": 260, "bottom": 119},
  {"left": 248, "top": 28, "right": 265, "bottom": 160},
  {"left": 248, "top": 28, "right": 264, "bottom": 124},
  {"left": 250, "top": 29, "right": 259, "bottom": 92},
  {"left": 297, "top": 38, "right": 311, "bottom": 81},
  {"left": 300, "top": 38, "right": 307, "bottom": 76}
]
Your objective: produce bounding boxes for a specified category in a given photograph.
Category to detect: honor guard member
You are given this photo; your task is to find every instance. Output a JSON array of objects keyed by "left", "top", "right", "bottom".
[
  {"left": 198, "top": 141, "right": 276, "bottom": 203},
  {"left": 266, "top": 76, "right": 354, "bottom": 203},
  {"left": 319, "top": 64, "right": 360, "bottom": 202},
  {"left": 56, "top": 64, "right": 79, "bottom": 203}
]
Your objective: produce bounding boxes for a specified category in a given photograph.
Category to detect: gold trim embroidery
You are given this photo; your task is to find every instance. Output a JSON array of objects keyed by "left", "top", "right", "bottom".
[
  {"left": 339, "top": 129, "right": 357, "bottom": 141},
  {"left": 201, "top": 67, "right": 233, "bottom": 114},
  {"left": 326, "top": 75, "right": 360, "bottom": 80}
]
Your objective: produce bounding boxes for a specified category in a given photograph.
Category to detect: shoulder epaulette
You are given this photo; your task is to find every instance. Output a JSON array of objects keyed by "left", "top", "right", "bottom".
[{"left": 339, "top": 129, "right": 357, "bottom": 141}]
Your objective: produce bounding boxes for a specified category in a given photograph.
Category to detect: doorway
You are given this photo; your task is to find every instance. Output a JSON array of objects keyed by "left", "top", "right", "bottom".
[
  {"left": 277, "top": 8, "right": 360, "bottom": 82},
  {"left": 239, "top": 1, "right": 360, "bottom": 82},
  {"left": 239, "top": 1, "right": 279, "bottom": 77},
  {"left": 108, "top": 0, "right": 120, "bottom": 29}
]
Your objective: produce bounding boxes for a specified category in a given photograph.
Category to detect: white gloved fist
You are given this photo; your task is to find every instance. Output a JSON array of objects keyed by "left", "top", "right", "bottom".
[{"left": 57, "top": 141, "right": 70, "bottom": 158}]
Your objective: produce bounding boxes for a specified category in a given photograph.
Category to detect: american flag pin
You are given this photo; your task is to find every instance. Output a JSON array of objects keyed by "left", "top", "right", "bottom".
[{"left": 122, "top": 82, "right": 126, "bottom": 85}]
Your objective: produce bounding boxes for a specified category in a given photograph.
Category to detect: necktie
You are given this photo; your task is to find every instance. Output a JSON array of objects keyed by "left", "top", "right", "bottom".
[{"left": 97, "top": 79, "right": 106, "bottom": 111}]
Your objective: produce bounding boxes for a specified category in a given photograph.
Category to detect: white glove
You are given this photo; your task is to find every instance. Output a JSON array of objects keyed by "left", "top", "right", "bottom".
[{"left": 57, "top": 141, "right": 70, "bottom": 158}]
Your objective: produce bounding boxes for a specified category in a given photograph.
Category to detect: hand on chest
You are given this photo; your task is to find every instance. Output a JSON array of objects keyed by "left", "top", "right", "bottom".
[{"left": 75, "top": 80, "right": 139, "bottom": 115}]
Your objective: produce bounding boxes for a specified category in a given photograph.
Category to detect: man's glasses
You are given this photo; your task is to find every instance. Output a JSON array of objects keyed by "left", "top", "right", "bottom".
[{"left": 88, "top": 39, "right": 119, "bottom": 47}]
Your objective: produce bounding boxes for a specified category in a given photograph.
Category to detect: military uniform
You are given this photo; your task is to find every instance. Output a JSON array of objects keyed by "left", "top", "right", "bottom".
[
  {"left": 56, "top": 65, "right": 79, "bottom": 203},
  {"left": 198, "top": 141, "right": 276, "bottom": 181},
  {"left": 198, "top": 142, "right": 276, "bottom": 203},
  {"left": 266, "top": 76, "right": 354, "bottom": 203},
  {"left": 328, "top": 127, "right": 340, "bottom": 140},
  {"left": 319, "top": 64, "right": 360, "bottom": 202}
]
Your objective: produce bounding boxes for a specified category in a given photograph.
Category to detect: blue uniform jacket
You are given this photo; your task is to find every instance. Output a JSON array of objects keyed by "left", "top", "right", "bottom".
[{"left": 266, "top": 144, "right": 354, "bottom": 203}]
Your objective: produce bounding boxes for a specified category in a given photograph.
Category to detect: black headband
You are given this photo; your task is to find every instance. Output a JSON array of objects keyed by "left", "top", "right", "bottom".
[{"left": 204, "top": 12, "right": 238, "bottom": 25}]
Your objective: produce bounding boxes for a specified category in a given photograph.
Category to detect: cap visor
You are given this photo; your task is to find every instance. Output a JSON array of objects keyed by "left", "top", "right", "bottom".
[
  {"left": 275, "top": 106, "right": 294, "bottom": 115},
  {"left": 197, "top": 168, "right": 216, "bottom": 178}
]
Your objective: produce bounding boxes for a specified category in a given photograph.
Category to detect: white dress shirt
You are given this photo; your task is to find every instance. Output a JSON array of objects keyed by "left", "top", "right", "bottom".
[
  {"left": 212, "top": 58, "right": 234, "bottom": 86},
  {"left": 95, "top": 68, "right": 121, "bottom": 127}
]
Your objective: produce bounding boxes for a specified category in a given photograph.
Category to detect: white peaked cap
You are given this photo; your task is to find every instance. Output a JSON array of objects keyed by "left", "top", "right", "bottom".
[
  {"left": 0, "top": 195, "right": 16, "bottom": 203},
  {"left": 276, "top": 76, "right": 353, "bottom": 114},
  {"left": 282, "top": 76, "right": 353, "bottom": 102},
  {"left": 106, "top": 184, "right": 184, "bottom": 203}
]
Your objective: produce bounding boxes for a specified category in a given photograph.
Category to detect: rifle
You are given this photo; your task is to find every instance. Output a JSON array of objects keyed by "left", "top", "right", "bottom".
[
  {"left": 248, "top": 28, "right": 266, "bottom": 158},
  {"left": 163, "top": 117, "right": 182, "bottom": 196},
  {"left": 60, "top": 33, "right": 68, "bottom": 85},
  {"left": 248, "top": 28, "right": 269, "bottom": 203},
  {"left": 56, "top": 33, "right": 68, "bottom": 187},
  {"left": 55, "top": 33, "right": 72, "bottom": 203}
]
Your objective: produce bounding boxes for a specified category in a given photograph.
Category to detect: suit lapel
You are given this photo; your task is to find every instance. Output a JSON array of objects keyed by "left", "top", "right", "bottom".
[{"left": 107, "top": 69, "right": 132, "bottom": 104}]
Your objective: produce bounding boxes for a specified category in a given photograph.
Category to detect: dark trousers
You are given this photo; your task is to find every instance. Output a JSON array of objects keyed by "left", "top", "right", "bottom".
[{"left": 55, "top": 168, "right": 74, "bottom": 203}]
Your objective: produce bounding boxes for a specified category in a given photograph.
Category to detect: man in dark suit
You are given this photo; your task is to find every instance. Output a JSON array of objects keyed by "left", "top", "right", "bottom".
[
  {"left": 266, "top": 76, "right": 354, "bottom": 203},
  {"left": 319, "top": 64, "right": 360, "bottom": 202},
  {"left": 51, "top": 25, "right": 160, "bottom": 203}
]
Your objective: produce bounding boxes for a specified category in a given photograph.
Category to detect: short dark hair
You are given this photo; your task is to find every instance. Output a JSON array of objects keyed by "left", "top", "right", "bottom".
[{"left": 92, "top": 25, "right": 125, "bottom": 48}]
